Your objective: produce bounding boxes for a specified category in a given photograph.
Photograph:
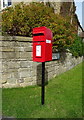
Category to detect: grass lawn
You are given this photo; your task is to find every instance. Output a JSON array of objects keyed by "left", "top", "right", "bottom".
[{"left": 2, "top": 62, "right": 83, "bottom": 118}]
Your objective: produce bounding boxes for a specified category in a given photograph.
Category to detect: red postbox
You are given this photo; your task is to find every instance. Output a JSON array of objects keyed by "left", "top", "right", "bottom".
[{"left": 33, "top": 26, "right": 53, "bottom": 62}]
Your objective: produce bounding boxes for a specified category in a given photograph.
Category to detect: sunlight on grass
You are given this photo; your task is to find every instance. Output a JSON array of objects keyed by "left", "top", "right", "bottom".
[{"left": 2, "top": 62, "right": 83, "bottom": 118}]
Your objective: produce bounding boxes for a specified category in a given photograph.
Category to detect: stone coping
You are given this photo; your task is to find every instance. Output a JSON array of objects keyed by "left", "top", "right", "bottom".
[{"left": 0, "top": 36, "right": 32, "bottom": 42}]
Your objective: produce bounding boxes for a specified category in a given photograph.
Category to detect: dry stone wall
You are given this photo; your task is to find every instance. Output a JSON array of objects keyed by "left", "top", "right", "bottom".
[{"left": 0, "top": 36, "right": 83, "bottom": 88}]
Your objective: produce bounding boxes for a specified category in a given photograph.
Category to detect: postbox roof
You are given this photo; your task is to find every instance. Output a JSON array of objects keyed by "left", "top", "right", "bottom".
[{"left": 33, "top": 26, "right": 51, "bottom": 35}]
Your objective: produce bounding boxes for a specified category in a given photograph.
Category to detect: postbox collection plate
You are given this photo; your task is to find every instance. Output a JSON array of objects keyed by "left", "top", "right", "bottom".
[{"left": 36, "top": 45, "right": 41, "bottom": 57}]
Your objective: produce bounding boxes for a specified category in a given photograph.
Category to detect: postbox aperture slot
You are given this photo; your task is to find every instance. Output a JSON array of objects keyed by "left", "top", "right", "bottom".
[{"left": 33, "top": 33, "right": 44, "bottom": 36}]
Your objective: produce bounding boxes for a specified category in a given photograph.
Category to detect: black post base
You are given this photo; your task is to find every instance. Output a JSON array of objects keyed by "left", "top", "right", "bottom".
[{"left": 41, "top": 62, "right": 45, "bottom": 105}]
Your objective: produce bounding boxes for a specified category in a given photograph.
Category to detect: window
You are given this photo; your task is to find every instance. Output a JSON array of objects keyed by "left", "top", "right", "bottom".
[
  {"left": 3, "top": 0, "right": 5, "bottom": 7},
  {"left": 1, "top": 0, "right": 12, "bottom": 10},
  {"left": 8, "top": 0, "right": 12, "bottom": 6}
]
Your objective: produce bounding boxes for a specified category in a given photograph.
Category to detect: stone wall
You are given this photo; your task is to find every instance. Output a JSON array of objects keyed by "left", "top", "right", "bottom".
[{"left": 0, "top": 36, "right": 83, "bottom": 88}]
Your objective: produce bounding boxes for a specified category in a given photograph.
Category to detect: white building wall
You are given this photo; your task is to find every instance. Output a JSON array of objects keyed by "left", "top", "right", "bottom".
[
  {"left": 78, "top": 26, "right": 83, "bottom": 36},
  {"left": 1, "top": 0, "right": 12, "bottom": 10}
]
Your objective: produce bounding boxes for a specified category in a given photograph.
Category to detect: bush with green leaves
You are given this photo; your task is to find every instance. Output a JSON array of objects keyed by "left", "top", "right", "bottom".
[
  {"left": 2, "top": 2, "right": 54, "bottom": 36},
  {"left": 2, "top": 2, "right": 77, "bottom": 52},
  {"left": 68, "top": 35, "right": 84, "bottom": 57}
]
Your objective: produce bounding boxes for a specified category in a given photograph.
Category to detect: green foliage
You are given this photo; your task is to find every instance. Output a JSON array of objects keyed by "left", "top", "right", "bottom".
[
  {"left": 2, "top": 2, "right": 54, "bottom": 36},
  {"left": 2, "top": 2, "right": 76, "bottom": 51},
  {"left": 68, "top": 35, "right": 84, "bottom": 57}
]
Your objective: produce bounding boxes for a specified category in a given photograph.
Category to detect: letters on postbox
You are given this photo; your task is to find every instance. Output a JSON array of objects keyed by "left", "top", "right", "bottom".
[{"left": 33, "top": 26, "right": 53, "bottom": 62}]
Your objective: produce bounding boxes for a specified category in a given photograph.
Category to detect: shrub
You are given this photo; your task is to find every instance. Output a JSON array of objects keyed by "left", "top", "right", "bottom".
[
  {"left": 2, "top": 2, "right": 77, "bottom": 52},
  {"left": 68, "top": 35, "right": 84, "bottom": 57},
  {"left": 2, "top": 2, "right": 54, "bottom": 36}
]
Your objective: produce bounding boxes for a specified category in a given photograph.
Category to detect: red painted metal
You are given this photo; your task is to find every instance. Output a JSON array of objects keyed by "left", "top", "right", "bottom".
[{"left": 33, "top": 26, "right": 53, "bottom": 62}]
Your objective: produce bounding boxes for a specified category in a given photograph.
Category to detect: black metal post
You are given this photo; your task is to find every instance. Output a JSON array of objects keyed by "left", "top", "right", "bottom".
[{"left": 41, "top": 62, "right": 45, "bottom": 105}]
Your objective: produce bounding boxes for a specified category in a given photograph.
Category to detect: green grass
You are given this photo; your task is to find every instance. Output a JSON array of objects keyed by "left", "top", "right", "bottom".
[{"left": 2, "top": 62, "right": 83, "bottom": 118}]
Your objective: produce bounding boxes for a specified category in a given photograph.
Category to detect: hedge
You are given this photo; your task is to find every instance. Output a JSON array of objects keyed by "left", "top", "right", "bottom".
[
  {"left": 68, "top": 35, "right": 84, "bottom": 57},
  {"left": 2, "top": 2, "right": 77, "bottom": 52}
]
